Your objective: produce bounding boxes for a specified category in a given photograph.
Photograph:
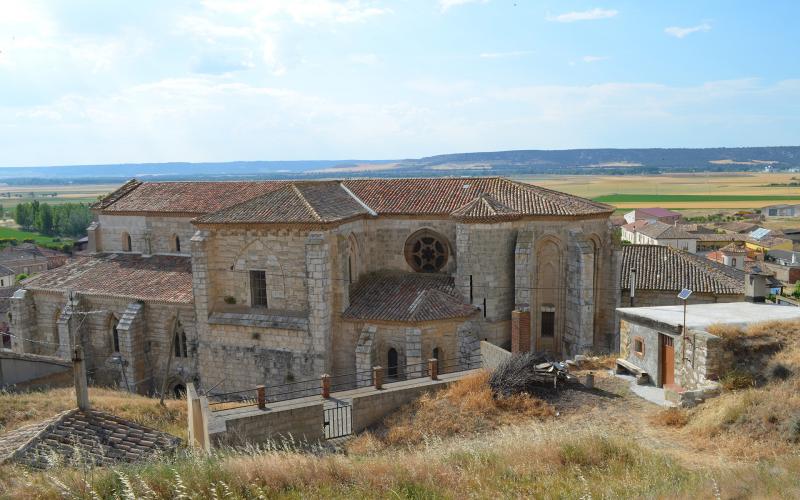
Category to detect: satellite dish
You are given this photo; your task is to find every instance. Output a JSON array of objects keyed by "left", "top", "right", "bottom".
[{"left": 677, "top": 288, "right": 693, "bottom": 300}]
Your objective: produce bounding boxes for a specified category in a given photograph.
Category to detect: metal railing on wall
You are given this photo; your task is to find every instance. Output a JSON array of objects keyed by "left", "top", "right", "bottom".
[{"left": 206, "top": 352, "right": 482, "bottom": 412}]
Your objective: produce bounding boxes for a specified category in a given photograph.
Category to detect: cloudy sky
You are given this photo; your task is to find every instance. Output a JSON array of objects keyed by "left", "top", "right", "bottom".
[{"left": 1, "top": 0, "right": 799, "bottom": 166}]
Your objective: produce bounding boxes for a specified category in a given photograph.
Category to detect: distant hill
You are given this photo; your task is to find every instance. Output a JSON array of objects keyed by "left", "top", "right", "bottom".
[{"left": 1, "top": 146, "right": 799, "bottom": 183}]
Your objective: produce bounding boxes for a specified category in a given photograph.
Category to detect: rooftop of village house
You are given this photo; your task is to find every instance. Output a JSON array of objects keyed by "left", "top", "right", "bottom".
[
  {"left": 92, "top": 177, "right": 614, "bottom": 222},
  {"left": 620, "top": 244, "right": 745, "bottom": 294}
]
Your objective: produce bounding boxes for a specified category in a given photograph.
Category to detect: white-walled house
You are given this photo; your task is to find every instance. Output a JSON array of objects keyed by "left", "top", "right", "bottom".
[{"left": 621, "top": 221, "right": 698, "bottom": 253}]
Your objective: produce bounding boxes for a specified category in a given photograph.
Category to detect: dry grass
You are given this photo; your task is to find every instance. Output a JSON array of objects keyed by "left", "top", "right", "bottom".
[
  {"left": 0, "top": 387, "right": 187, "bottom": 439},
  {"left": 577, "top": 354, "right": 617, "bottom": 371},
  {"left": 651, "top": 408, "right": 689, "bottom": 428},
  {"left": 349, "top": 371, "right": 553, "bottom": 450}
]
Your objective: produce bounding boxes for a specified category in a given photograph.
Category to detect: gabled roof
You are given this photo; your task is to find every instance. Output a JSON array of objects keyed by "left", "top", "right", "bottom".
[
  {"left": 0, "top": 264, "right": 15, "bottom": 276},
  {"left": 621, "top": 245, "right": 744, "bottom": 295},
  {"left": 718, "top": 221, "right": 761, "bottom": 234},
  {"left": 636, "top": 221, "right": 697, "bottom": 240},
  {"left": 450, "top": 193, "right": 521, "bottom": 222},
  {"left": 0, "top": 409, "right": 180, "bottom": 469},
  {"left": 720, "top": 243, "right": 747, "bottom": 254},
  {"left": 95, "top": 177, "right": 614, "bottom": 224},
  {"left": 631, "top": 207, "right": 681, "bottom": 219},
  {"left": 195, "top": 182, "right": 369, "bottom": 225},
  {"left": 22, "top": 253, "right": 193, "bottom": 304},
  {"left": 343, "top": 272, "right": 478, "bottom": 322}
]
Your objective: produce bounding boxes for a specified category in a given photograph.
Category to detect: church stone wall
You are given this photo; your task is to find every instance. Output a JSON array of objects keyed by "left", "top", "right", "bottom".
[{"left": 97, "top": 214, "right": 195, "bottom": 255}]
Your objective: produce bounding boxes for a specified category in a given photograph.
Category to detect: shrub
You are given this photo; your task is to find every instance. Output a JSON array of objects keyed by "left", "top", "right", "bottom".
[
  {"left": 783, "top": 414, "right": 800, "bottom": 443},
  {"left": 652, "top": 408, "right": 689, "bottom": 427},
  {"left": 720, "top": 370, "right": 756, "bottom": 391},
  {"left": 224, "top": 296, "right": 237, "bottom": 304}
]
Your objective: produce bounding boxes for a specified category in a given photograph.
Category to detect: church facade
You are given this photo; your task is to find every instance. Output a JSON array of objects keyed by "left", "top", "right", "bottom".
[{"left": 9, "top": 177, "right": 618, "bottom": 395}]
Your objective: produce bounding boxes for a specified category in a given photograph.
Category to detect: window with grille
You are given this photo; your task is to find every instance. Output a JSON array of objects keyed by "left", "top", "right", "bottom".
[
  {"left": 249, "top": 270, "right": 268, "bottom": 308},
  {"left": 174, "top": 321, "right": 188, "bottom": 358}
]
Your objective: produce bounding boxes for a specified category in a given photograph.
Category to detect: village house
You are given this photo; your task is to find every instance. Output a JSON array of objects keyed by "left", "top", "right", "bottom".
[
  {"left": 762, "top": 203, "right": 800, "bottom": 219},
  {"left": 10, "top": 177, "right": 619, "bottom": 395},
  {"left": 619, "top": 245, "right": 745, "bottom": 308},
  {"left": 620, "top": 220, "right": 698, "bottom": 253},
  {"left": 0, "top": 243, "right": 68, "bottom": 276},
  {"left": 623, "top": 207, "right": 681, "bottom": 225}
]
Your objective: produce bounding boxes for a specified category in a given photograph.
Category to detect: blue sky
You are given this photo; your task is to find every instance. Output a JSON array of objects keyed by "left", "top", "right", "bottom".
[{"left": 1, "top": 0, "right": 799, "bottom": 166}]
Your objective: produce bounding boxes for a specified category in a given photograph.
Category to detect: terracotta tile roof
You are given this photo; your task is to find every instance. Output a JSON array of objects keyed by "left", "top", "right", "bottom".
[
  {"left": 96, "top": 177, "right": 612, "bottom": 223},
  {"left": 718, "top": 221, "right": 762, "bottom": 234},
  {"left": 450, "top": 193, "right": 521, "bottom": 222},
  {"left": 720, "top": 243, "right": 747, "bottom": 254},
  {"left": 342, "top": 177, "right": 612, "bottom": 217},
  {"left": 696, "top": 233, "right": 750, "bottom": 242},
  {"left": 0, "top": 409, "right": 180, "bottom": 469},
  {"left": 94, "top": 180, "right": 285, "bottom": 214},
  {"left": 632, "top": 207, "right": 682, "bottom": 219},
  {"left": 343, "top": 272, "right": 478, "bottom": 322},
  {"left": 0, "top": 264, "right": 15, "bottom": 276},
  {"left": 622, "top": 220, "right": 651, "bottom": 232},
  {"left": 23, "top": 253, "right": 193, "bottom": 304},
  {"left": 680, "top": 223, "right": 717, "bottom": 234},
  {"left": 621, "top": 245, "right": 744, "bottom": 295},
  {"left": 636, "top": 221, "right": 697, "bottom": 240},
  {"left": 196, "top": 182, "right": 369, "bottom": 224}
]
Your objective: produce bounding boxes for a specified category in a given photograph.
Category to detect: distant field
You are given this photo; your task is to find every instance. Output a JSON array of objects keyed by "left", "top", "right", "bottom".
[
  {"left": 594, "top": 194, "right": 800, "bottom": 203},
  {"left": 521, "top": 173, "right": 800, "bottom": 209},
  {"left": 0, "top": 227, "right": 71, "bottom": 246},
  {"left": 0, "top": 183, "right": 115, "bottom": 209}
]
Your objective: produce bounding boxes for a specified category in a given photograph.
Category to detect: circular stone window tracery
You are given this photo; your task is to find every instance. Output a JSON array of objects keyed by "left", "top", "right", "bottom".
[{"left": 404, "top": 230, "right": 449, "bottom": 273}]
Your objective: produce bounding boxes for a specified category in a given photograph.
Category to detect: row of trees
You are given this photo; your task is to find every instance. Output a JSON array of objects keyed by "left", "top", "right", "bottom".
[{"left": 14, "top": 201, "right": 92, "bottom": 237}]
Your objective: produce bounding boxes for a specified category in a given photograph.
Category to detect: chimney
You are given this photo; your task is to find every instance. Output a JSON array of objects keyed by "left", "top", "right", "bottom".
[
  {"left": 72, "top": 345, "right": 90, "bottom": 411},
  {"left": 744, "top": 272, "right": 768, "bottom": 303}
]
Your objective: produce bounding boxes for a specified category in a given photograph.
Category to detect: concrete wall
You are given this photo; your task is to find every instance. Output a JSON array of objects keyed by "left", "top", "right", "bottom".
[
  {"left": 480, "top": 340, "right": 511, "bottom": 370},
  {"left": 0, "top": 351, "right": 71, "bottom": 388},
  {"left": 211, "top": 400, "right": 325, "bottom": 446}
]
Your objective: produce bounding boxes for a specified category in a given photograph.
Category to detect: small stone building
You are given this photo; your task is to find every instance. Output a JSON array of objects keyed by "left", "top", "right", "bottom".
[
  {"left": 11, "top": 177, "right": 619, "bottom": 394},
  {"left": 617, "top": 302, "right": 800, "bottom": 396}
]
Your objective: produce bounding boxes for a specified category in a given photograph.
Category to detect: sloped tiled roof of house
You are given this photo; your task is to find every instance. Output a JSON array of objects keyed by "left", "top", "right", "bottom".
[
  {"left": 343, "top": 272, "right": 479, "bottom": 322},
  {"left": 195, "top": 182, "right": 370, "bottom": 224},
  {"left": 636, "top": 221, "right": 697, "bottom": 240},
  {"left": 22, "top": 254, "right": 193, "bottom": 304},
  {"left": 96, "top": 177, "right": 613, "bottom": 223},
  {"left": 718, "top": 221, "right": 762, "bottom": 234},
  {"left": 696, "top": 233, "right": 751, "bottom": 242},
  {"left": 632, "top": 207, "right": 681, "bottom": 219},
  {"left": 449, "top": 192, "right": 521, "bottom": 222},
  {"left": 620, "top": 245, "right": 744, "bottom": 295},
  {"left": 0, "top": 409, "right": 180, "bottom": 469}
]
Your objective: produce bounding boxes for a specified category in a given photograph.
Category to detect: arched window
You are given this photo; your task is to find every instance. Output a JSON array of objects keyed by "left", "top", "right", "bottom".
[
  {"left": 404, "top": 229, "right": 449, "bottom": 273},
  {"left": 387, "top": 348, "right": 398, "bottom": 378},
  {"left": 174, "top": 320, "right": 188, "bottom": 358},
  {"left": 172, "top": 234, "right": 181, "bottom": 253},
  {"left": 122, "top": 232, "right": 132, "bottom": 252},
  {"left": 432, "top": 347, "right": 442, "bottom": 363},
  {"left": 110, "top": 316, "right": 120, "bottom": 352},
  {"left": 347, "top": 234, "right": 359, "bottom": 284}
]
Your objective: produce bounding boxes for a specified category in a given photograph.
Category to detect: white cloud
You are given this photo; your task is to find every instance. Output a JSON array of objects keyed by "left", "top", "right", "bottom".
[
  {"left": 582, "top": 55, "right": 609, "bottom": 63},
  {"left": 547, "top": 8, "right": 617, "bottom": 23},
  {"left": 348, "top": 53, "right": 379, "bottom": 65},
  {"left": 665, "top": 23, "right": 712, "bottom": 38},
  {"left": 479, "top": 50, "right": 532, "bottom": 59},
  {"left": 439, "top": 0, "right": 489, "bottom": 13}
]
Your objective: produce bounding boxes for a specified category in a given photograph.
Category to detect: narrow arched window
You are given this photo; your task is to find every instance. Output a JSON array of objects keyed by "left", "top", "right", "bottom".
[
  {"left": 387, "top": 348, "right": 398, "bottom": 378},
  {"left": 122, "top": 232, "right": 132, "bottom": 252},
  {"left": 174, "top": 320, "right": 188, "bottom": 358},
  {"left": 111, "top": 317, "right": 120, "bottom": 352},
  {"left": 173, "top": 234, "right": 181, "bottom": 253}
]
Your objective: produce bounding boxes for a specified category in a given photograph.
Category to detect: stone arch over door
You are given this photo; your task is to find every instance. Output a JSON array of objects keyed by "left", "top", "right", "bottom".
[
  {"left": 232, "top": 238, "right": 288, "bottom": 309},
  {"left": 534, "top": 236, "right": 566, "bottom": 353}
]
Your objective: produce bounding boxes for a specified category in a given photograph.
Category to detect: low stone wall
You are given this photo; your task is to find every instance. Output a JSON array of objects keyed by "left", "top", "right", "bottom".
[
  {"left": 0, "top": 351, "right": 72, "bottom": 389},
  {"left": 212, "top": 400, "right": 324, "bottom": 447},
  {"left": 349, "top": 374, "right": 466, "bottom": 433},
  {"left": 480, "top": 341, "right": 511, "bottom": 371}
]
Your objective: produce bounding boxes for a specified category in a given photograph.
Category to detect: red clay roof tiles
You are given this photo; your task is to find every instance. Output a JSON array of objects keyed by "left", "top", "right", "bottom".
[{"left": 23, "top": 253, "right": 193, "bottom": 304}]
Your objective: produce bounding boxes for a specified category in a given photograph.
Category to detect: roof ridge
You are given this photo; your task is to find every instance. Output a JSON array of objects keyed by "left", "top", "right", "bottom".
[
  {"left": 339, "top": 182, "right": 377, "bottom": 216},
  {"left": 6, "top": 409, "right": 77, "bottom": 465},
  {"left": 291, "top": 184, "right": 323, "bottom": 222}
]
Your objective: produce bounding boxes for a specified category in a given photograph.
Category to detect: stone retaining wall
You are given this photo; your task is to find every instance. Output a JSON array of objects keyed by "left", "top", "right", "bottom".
[{"left": 480, "top": 340, "right": 511, "bottom": 370}]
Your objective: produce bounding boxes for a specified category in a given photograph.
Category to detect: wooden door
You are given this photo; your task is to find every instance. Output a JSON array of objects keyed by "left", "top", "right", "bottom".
[
  {"left": 537, "top": 309, "right": 556, "bottom": 352},
  {"left": 660, "top": 334, "right": 675, "bottom": 386}
]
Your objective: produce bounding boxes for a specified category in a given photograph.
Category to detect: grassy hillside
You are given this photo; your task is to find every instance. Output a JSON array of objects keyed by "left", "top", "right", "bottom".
[
  {"left": 2, "top": 321, "right": 800, "bottom": 498},
  {"left": 0, "top": 227, "right": 72, "bottom": 247}
]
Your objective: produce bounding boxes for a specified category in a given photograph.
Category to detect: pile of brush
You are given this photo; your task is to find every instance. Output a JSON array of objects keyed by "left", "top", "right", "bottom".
[{"left": 489, "top": 352, "right": 577, "bottom": 397}]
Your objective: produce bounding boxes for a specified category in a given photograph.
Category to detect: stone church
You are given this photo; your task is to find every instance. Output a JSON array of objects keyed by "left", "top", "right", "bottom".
[{"left": 9, "top": 177, "right": 618, "bottom": 395}]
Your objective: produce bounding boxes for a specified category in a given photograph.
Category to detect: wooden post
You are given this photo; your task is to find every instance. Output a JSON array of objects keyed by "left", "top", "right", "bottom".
[
  {"left": 256, "top": 385, "right": 266, "bottom": 410},
  {"left": 72, "top": 346, "right": 90, "bottom": 411},
  {"left": 428, "top": 358, "right": 438, "bottom": 381},
  {"left": 373, "top": 366, "right": 383, "bottom": 390},
  {"left": 321, "top": 374, "right": 331, "bottom": 398}
]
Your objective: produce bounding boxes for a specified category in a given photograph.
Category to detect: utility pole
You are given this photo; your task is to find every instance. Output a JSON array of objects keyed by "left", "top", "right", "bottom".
[
  {"left": 73, "top": 345, "right": 90, "bottom": 411},
  {"left": 159, "top": 316, "right": 179, "bottom": 406}
]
